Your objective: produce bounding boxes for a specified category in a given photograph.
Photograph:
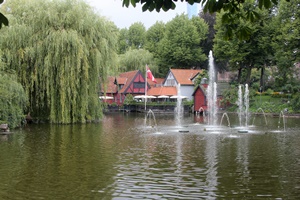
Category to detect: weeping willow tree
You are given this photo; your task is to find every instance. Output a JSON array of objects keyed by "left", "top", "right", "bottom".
[
  {"left": 0, "top": 51, "right": 27, "bottom": 128},
  {"left": 0, "top": 0, "right": 118, "bottom": 123}
]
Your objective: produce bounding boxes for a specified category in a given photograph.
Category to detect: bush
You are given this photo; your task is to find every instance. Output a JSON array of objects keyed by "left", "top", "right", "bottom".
[{"left": 291, "top": 93, "right": 300, "bottom": 112}]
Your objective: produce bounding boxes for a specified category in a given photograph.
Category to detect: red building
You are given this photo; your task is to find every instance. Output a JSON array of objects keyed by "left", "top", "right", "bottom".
[
  {"left": 101, "top": 70, "right": 150, "bottom": 105},
  {"left": 192, "top": 85, "right": 207, "bottom": 114}
]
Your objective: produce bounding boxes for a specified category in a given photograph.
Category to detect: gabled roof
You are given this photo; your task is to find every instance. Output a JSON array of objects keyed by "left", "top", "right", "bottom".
[
  {"left": 192, "top": 84, "right": 207, "bottom": 96},
  {"left": 101, "top": 76, "right": 117, "bottom": 94},
  {"left": 147, "top": 86, "right": 177, "bottom": 96},
  {"left": 117, "top": 70, "right": 142, "bottom": 94},
  {"left": 168, "top": 69, "right": 202, "bottom": 85}
]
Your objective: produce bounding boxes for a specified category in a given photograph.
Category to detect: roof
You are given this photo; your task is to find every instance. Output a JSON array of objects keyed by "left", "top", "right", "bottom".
[
  {"left": 101, "top": 76, "right": 117, "bottom": 94},
  {"left": 117, "top": 70, "right": 141, "bottom": 94},
  {"left": 147, "top": 86, "right": 177, "bottom": 96},
  {"left": 147, "top": 77, "right": 164, "bottom": 87},
  {"left": 169, "top": 69, "right": 202, "bottom": 85}
]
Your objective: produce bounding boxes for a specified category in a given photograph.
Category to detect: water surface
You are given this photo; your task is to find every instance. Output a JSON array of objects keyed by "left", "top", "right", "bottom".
[{"left": 0, "top": 113, "right": 300, "bottom": 199}]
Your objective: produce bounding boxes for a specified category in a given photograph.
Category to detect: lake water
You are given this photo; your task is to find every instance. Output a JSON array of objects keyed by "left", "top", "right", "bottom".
[{"left": 1, "top": 113, "right": 300, "bottom": 199}]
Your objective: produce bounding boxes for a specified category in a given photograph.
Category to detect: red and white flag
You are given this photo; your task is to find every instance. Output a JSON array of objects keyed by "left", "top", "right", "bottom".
[{"left": 146, "top": 65, "right": 157, "bottom": 83}]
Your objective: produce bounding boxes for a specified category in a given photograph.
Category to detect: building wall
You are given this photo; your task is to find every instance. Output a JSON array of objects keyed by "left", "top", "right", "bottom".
[
  {"left": 194, "top": 87, "right": 207, "bottom": 112},
  {"left": 180, "top": 85, "right": 195, "bottom": 100}
]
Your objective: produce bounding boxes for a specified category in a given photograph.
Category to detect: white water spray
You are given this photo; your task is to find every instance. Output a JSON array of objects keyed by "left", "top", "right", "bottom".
[{"left": 207, "top": 51, "right": 218, "bottom": 125}]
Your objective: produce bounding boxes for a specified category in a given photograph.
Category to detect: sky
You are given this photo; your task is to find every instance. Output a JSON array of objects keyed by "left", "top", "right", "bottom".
[{"left": 86, "top": 0, "right": 188, "bottom": 29}]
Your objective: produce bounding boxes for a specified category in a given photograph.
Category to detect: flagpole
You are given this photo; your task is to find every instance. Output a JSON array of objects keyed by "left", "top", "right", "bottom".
[{"left": 145, "top": 64, "right": 147, "bottom": 111}]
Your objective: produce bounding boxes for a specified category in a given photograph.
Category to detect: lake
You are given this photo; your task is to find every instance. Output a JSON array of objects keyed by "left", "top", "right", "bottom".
[{"left": 0, "top": 112, "right": 300, "bottom": 199}]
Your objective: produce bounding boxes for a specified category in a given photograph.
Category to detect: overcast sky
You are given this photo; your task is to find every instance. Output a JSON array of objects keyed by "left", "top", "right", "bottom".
[{"left": 86, "top": 0, "right": 188, "bottom": 29}]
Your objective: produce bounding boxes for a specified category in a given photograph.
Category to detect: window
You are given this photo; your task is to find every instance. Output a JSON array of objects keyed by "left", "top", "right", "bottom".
[{"left": 134, "top": 82, "right": 145, "bottom": 89}]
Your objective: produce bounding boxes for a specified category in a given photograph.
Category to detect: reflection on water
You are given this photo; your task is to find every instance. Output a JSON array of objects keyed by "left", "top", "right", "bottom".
[{"left": 0, "top": 113, "right": 300, "bottom": 199}]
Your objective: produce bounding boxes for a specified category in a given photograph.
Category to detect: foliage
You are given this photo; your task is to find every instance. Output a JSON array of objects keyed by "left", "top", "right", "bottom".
[
  {"left": 123, "top": 94, "right": 135, "bottom": 105},
  {"left": 122, "top": 0, "right": 281, "bottom": 39},
  {"left": 291, "top": 94, "right": 300, "bottom": 112},
  {"left": 214, "top": 2, "right": 276, "bottom": 84},
  {"left": 118, "top": 48, "right": 158, "bottom": 74},
  {"left": 272, "top": 0, "right": 300, "bottom": 86},
  {"left": 194, "top": 69, "right": 208, "bottom": 87},
  {"left": 0, "top": 65, "right": 27, "bottom": 128},
  {"left": 0, "top": 0, "right": 118, "bottom": 123},
  {"left": 157, "top": 14, "right": 208, "bottom": 73},
  {"left": 127, "top": 22, "right": 147, "bottom": 49}
]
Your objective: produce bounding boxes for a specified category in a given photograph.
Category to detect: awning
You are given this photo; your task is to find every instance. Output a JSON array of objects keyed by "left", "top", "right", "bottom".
[
  {"left": 134, "top": 95, "right": 157, "bottom": 99},
  {"left": 99, "top": 96, "right": 114, "bottom": 100},
  {"left": 157, "top": 95, "right": 170, "bottom": 98},
  {"left": 170, "top": 95, "right": 188, "bottom": 99}
]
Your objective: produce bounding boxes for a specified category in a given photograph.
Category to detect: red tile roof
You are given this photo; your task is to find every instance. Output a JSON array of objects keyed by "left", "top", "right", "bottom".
[
  {"left": 117, "top": 70, "right": 139, "bottom": 93},
  {"left": 147, "top": 86, "right": 177, "bottom": 96},
  {"left": 170, "top": 69, "right": 202, "bottom": 85},
  {"left": 147, "top": 77, "right": 164, "bottom": 87},
  {"left": 101, "top": 76, "right": 117, "bottom": 94}
]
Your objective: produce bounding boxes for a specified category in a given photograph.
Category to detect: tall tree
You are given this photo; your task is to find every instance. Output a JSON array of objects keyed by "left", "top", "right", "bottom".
[
  {"left": 127, "top": 22, "right": 147, "bottom": 49},
  {"left": 158, "top": 14, "right": 208, "bottom": 74},
  {"left": 0, "top": 0, "right": 118, "bottom": 123},
  {"left": 144, "top": 21, "right": 166, "bottom": 58},
  {"left": 118, "top": 49, "right": 158, "bottom": 74},
  {"left": 118, "top": 28, "right": 129, "bottom": 54},
  {"left": 0, "top": 52, "right": 27, "bottom": 128},
  {"left": 122, "top": 0, "right": 282, "bottom": 40},
  {"left": 272, "top": 0, "right": 300, "bottom": 88},
  {"left": 214, "top": 1, "right": 275, "bottom": 85}
]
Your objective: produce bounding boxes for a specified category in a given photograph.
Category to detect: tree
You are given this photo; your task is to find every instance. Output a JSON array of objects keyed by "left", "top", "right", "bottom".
[
  {"left": 144, "top": 21, "right": 166, "bottom": 58},
  {"left": 0, "top": 55, "right": 27, "bottom": 128},
  {"left": 272, "top": 0, "right": 300, "bottom": 88},
  {"left": 122, "top": 0, "right": 281, "bottom": 39},
  {"left": 118, "top": 48, "right": 158, "bottom": 74},
  {"left": 127, "top": 22, "right": 147, "bottom": 49},
  {"left": 158, "top": 14, "right": 208, "bottom": 73},
  {"left": 0, "top": 0, "right": 118, "bottom": 124},
  {"left": 118, "top": 28, "right": 129, "bottom": 54},
  {"left": 213, "top": 1, "right": 275, "bottom": 85}
]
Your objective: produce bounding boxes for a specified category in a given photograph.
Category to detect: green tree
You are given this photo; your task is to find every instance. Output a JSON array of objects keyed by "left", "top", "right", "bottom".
[
  {"left": 0, "top": 56, "right": 27, "bottom": 128},
  {"left": 122, "top": 0, "right": 281, "bottom": 40},
  {"left": 158, "top": 14, "right": 208, "bottom": 74},
  {"left": 118, "top": 49, "right": 158, "bottom": 74},
  {"left": 144, "top": 21, "right": 166, "bottom": 58},
  {"left": 0, "top": 0, "right": 118, "bottom": 124},
  {"left": 272, "top": 0, "right": 300, "bottom": 88},
  {"left": 118, "top": 28, "right": 129, "bottom": 54},
  {"left": 127, "top": 22, "right": 147, "bottom": 49},
  {"left": 214, "top": 1, "right": 275, "bottom": 85}
]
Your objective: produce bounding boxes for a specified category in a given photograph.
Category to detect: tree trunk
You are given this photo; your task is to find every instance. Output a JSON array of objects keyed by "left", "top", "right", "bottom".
[
  {"left": 260, "top": 65, "right": 265, "bottom": 92},
  {"left": 246, "top": 66, "right": 252, "bottom": 85},
  {"left": 237, "top": 68, "right": 242, "bottom": 84}
]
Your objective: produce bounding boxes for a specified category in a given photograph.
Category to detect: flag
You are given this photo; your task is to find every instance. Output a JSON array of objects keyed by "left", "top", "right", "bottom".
[{"left": 146, "top": 66, "right": 157, "bottom": 83}]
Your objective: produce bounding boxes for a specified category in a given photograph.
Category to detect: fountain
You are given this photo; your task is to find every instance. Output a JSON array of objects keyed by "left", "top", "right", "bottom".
[
  {"left": 175, "top": 83, "right": 183, "bottom": 126},
  {"left": 207, "top": 51, "right": 218, "bottom": 126},
  {"left": 145, "top": 109, "right": 158, "bottom": 132},
  {"left": 220, "top": 113, "right": 231, "bottom": 127},
  {"left": 244, "top": 84, "right": 249, "bottom": 127},
  {"left": 252, "top": 108, "right": 268, "bottom": 126},
  {"left": 278, "top": 110, "right": 286, "bottom": 132}
]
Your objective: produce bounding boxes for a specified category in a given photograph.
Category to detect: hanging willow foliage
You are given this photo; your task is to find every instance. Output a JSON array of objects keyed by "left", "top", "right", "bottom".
[{"left": 0, "top": 0, "right": 118, "bottom": 123}]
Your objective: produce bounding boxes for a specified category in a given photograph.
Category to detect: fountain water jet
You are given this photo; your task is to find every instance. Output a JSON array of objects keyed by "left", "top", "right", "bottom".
[
  {"left": 220, "top": 113, "right": 231, "bottom": 127},
  {"left": 252, "top": 108, "right": 268, "bottom": 126},
  {"left": 145, "top": 109, "right": 158, "bottom": 132},
  {"left": 207, "top": 51, "right": 218, "bottom": 125},
  {"left": 278, "top": 110, "right": 286, "bottom": 132},
  {"left": 175, "top": 83, "right": 183, "bottom": 126},
  {"left": 237, "top": 84, "right": 249, "bottom": 127}
]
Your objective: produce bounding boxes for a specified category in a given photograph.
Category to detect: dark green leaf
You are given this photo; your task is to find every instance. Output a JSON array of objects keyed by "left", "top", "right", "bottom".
[{"left": 0, "top": 13, "right": 9, "bottom": 29}]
